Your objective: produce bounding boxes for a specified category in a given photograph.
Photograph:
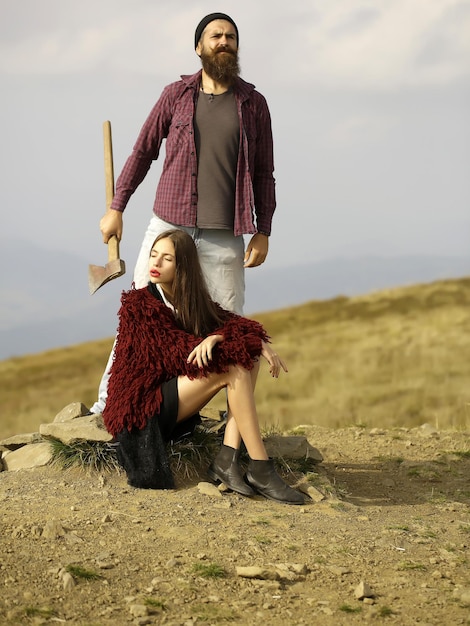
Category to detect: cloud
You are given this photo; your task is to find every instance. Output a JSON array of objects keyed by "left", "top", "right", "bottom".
[
  {"left": 0, "top": 1, "right": 196, "bottom": 76},
  {"left": 1, "top": 0, "right": 469, "bottom": 91},
  {"left": 287, "top": 0, "right": 470, "bottom": 89}
]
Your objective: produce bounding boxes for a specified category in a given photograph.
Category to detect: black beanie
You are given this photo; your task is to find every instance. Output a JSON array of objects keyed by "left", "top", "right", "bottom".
[{"left": 194, "top": 13, "right": 239, "bottom": 49}]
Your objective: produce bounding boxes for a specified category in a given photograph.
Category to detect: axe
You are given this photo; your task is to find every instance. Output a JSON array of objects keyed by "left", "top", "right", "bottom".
[{"left": 88, "top": 121, "right": 126, "bottom": 295}]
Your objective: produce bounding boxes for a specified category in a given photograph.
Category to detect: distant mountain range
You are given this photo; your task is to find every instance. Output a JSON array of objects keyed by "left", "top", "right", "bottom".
[{"left": 0, "top": 239, "right": 468, "bottom": 360}]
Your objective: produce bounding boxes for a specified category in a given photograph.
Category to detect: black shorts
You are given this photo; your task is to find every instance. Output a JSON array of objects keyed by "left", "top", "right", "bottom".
[{"left": 158, "top": 377, "right": 179, "bottom": 441}]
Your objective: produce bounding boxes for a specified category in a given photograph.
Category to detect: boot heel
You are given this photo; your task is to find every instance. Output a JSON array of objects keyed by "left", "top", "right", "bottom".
[{"left": 245, "top": 458, "right": 305, "bottom": 505}]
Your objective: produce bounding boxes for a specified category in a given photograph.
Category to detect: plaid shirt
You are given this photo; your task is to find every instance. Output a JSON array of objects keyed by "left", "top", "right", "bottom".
[{"left": 111, "top": 70, "right": 276, "bottom": 236}]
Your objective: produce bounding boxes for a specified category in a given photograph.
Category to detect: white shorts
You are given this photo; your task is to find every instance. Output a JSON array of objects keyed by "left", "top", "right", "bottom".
[{"left": 133, "top": 215, "right": 246, "bottom": 314}]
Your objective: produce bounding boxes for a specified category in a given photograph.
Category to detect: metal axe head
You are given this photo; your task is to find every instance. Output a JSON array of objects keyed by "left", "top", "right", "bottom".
[
  {"left": 88, "top": 235, "right": 126, "bottom": 295},
  {"left": 88, "top": 258, "right": 126, "bottom": 294}
]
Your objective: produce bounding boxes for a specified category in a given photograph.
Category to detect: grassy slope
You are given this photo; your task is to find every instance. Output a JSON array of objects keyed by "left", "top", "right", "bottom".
[{"left": 1, "top": 278, "right": 469, "bottom": 439}]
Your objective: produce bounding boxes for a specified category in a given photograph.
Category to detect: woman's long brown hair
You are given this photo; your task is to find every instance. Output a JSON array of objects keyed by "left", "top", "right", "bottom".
[{"left": 151, "top": 230, "right": 228, "bottom": 337}]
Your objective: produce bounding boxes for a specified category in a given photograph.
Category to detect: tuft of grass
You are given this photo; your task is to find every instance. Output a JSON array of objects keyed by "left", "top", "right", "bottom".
[
  {"left": 254, "top": 535, "right": 272, "bottom": 545},
  {"left": 420, "top": 529, "right": 437, "bottom": 539},
  {"left": 144, "top": 597, "right": 166, "bottom": 610},
  {"left": 288, "top": 427, "right": 306, "bottom": 436},
  {"left": 24, "top": 606, "right": 55, "bottom": 618},
  {"left": 378, "top": 605, "right": 394, "bottom": 617},
  {"left": 330, "top": 502, "right": 349, "bottom": 512},
  {"left": 397, "top": 561, "right": 426, "bottom": 571},
  {"left": 49, "top": 423, "right": 223, "bottom": 482},
  {"left": 65, "top": 564, "right": 102, "bottom": 580},
  {"left": 191, "top": 562, "right": 226, "bottom": 579},
  {"left": 287, "top": 456, "right": 321, "bottom": 474},
  {"left": 49, "top": 439, "right": 121, "bottom": 473},
  {"left": 373, "top": 455, "right": 405, "bottom": 465},
  {"left": 339, "top": 604, "right": 362, "bottom": 613},
  {"left": 453, "top": 450, "right": 470, "bottom": 459},
  {"left": 167, "top": 426, "right": 221, "bottom": 480}
]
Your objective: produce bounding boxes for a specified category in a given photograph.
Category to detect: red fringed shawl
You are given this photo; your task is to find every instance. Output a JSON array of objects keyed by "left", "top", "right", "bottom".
[{"left": 103, "top": 286, "right": 269, "bottom": 436}]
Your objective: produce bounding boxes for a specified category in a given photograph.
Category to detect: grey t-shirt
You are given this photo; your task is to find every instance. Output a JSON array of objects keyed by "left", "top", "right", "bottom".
[{"left": 194, "top": 89, "right": 240, "bottom": 229}]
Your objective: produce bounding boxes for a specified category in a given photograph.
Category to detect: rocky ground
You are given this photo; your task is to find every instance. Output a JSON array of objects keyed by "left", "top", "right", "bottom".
[{"left": 1, "top": 423, "right": 469, "bottom": 626}]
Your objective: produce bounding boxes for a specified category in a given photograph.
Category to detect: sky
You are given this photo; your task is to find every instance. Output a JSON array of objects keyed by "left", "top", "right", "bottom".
[{"left": 1, "top": 0, "right": 469, "bottom": 279}]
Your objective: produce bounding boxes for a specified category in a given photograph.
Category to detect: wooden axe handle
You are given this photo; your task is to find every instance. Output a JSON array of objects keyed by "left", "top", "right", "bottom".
[{"left": 103, "top": 120, "right": 119, "bottom": 262}]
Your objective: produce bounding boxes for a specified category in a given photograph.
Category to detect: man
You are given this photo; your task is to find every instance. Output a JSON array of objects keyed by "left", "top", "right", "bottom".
[{"left": 90, "top": 12, "right": 276, "bottom": 414}]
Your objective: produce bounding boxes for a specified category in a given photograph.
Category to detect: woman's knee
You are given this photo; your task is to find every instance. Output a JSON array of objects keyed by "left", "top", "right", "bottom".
[{"left": 227, "top": 363, "right": 252, "bottom": 380}]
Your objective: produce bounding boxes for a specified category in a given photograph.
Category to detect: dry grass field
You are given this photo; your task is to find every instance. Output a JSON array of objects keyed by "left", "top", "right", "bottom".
[{"left": 1, "top": 277, "right": 470, "bottom": 440}]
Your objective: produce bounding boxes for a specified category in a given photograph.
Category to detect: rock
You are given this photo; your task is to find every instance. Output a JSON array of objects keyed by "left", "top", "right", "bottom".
[
  {"left": 96, "top": 560, "right": 114, "bottom": 570},
  {"left": 369, "top": 428, "right": 386, "bottom": 435},
  {"left": 129, "top": 604, "right": 149, "bottom": 618},
  {"left": 0, "top": 432, "right": 43, "bottom": 450},
  {"left": 62, "top": 572, "right": 75, "bottom": 592},
  {"left": 197, "top": 482, "right": 223, "bottom": 498},
  {"left": 461, "top": 590, "right": 470, "bottom": 605},
  {"left": 453, "top": 587, "right": 470, "bottom": 605},
  {"left": 40, "top": 415, "right": 112, "bottom": 444},
  {"left": 53, "top": 402, "right": 90, "bottom": 423},
  {"left": 2, "top": 442, "right": 53, "bottom": 471},
  {"left": 418, "top": 423, "right": 440, "bottom": 438},
  {"left": 296, "top": 482, "right": 325, "bottom": 502},
  {"left": 236, "top": 566, "right": 280, "bottom": 580},
  {"left": 273, "top": 563, "right": 308, "bottom": 580},
  {"left": 286, "top": 563, "right": 308, "bottom": 575},
  {"left": 263, "top": 435, "right": 323, "bottom": 463},
  {"left": 354, "top": 580, "right": 374, "bottom": 599},
  {"left": 42, "top": 520, "right": 66, "bottom": 540}
]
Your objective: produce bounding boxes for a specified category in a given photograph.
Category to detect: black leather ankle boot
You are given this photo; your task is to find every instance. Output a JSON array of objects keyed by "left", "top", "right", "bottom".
[
  {"left": 207, "top": 445, "right": 255, "bottom": 497},
  {"left": 245, "top": 458, "right": 305, "bottom": 505}
]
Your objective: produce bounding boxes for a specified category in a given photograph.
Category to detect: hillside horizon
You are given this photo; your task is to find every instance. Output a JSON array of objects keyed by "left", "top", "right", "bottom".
[
  {"left": 1, "top": 275, "right": 469, "bottom": 441},
  {"left": 0, "top": 236, "right": 469, "bottom": 360}
]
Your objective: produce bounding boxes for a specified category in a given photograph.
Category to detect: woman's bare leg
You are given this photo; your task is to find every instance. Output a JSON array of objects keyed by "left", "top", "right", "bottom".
[
  {"left": 176, "top": 364, "right": 268, "bottom": 460},
  {"left": 223, "top": 360, "right": 260, "bottom": 450},
  {"left": 176, "top": 366, "right": 304, "bottom": 504}
]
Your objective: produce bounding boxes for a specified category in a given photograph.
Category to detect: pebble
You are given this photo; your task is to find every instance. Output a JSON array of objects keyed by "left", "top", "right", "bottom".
[
  {"left": 355, "top": 580, "right": 374, "bottom": 599},
  {"left": 197, "top": 482, "right": 223, "bottom": 498}
]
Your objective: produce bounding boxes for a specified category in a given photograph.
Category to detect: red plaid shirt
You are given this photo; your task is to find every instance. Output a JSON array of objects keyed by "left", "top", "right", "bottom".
[{"left": 111, "top": 71, "right": 276, "bottom": 236}]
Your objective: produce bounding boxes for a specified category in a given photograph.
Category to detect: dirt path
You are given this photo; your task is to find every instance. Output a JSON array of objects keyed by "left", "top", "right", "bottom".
[{"left": 1, "top": 425, "right": 469, "bottom": 625}]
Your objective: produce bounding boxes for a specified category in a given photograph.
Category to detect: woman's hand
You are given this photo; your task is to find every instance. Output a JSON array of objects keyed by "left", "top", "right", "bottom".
[
  {"left": 187, "top": 335, "right": 224, "bottom": 368},
  {"left": 261, "top": 341, "right": 288, "bottom": 378}
]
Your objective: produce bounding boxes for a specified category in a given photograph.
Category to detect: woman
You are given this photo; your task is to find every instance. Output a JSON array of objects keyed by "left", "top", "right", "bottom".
[{"left": 103, "top": 229, "right": 304, "bottom": 505}]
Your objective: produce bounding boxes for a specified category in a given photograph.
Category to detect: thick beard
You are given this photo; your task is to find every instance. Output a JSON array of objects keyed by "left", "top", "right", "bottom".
[{"left": 200, "top": 48, "right": 240, "bottom": 84}]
